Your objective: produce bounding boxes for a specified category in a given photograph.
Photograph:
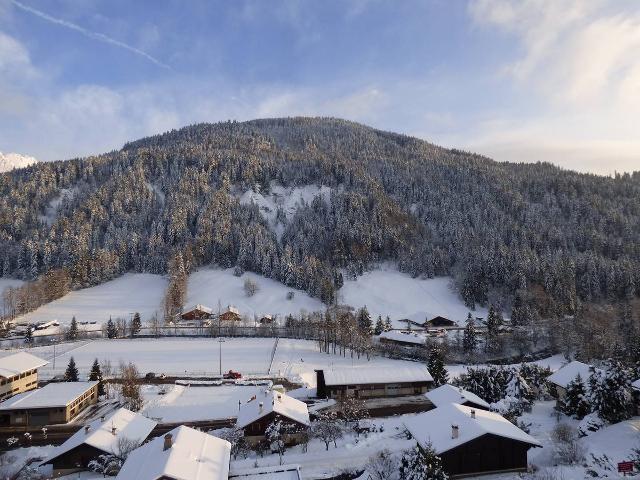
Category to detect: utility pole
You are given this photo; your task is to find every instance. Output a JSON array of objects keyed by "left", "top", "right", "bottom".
[{"left": 218, "top": 338, "right": 225, "bottom": 375}]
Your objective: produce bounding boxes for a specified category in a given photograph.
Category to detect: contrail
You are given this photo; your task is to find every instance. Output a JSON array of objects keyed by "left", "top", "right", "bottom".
[{"left": 10, "top": 0, "right": 171, "bottom": 69}]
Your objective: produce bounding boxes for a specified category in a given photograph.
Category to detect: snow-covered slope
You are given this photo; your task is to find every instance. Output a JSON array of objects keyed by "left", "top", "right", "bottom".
[
  {"left": 14, "top": 274, "right": 166, "bottom": 326},
  {"left": 338, "top": 264, "right": 489, "bottom": 327},
  {"left": 238, "top": 184, "right": 332, "bottom": 238},
  {"left": 186, "top": 268, "right": 325, "bottom": 320},
  {"left": 0, "top": 152, "right": 38, "bottom": 173}
]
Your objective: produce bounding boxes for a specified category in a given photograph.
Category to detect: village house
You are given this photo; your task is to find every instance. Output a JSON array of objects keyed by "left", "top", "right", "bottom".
[
  {"left": 378, "top": 330, "right": 427, "bottom": 347},
  {"left": 426, "top": 384, "right": 491, "bottom": 411},
  {"left": 0, "top": 352, "right": 48, "bottom": 402},
  {"left": 0, "top": 381, "right": 98, "bottom": 427},
  {"left": 259, "top": 314, "right": 274, "bottom": 324},
  {"left": 546, "top": 361, "right": 594, "bottom": 408},
  {"left": 116, "top": 425, "right": 231, "bottom": 480},
  {"left": 315, "top": 365, "right": 433, "bottom": 399},
  {"left": 230, "top": 464, "right": 302, "bottom": 480},
  {"left": 424, "top": 316, "right": 457, "bottom": 328},
  {"left": 236, "top": 390, "right": 310, "bottom": 446},
  {"left": 181, "top": 304, "right": 213, "bottom": 321},
  {"left": 405, "top": 403, "right": 542, "bottom": 477},
  {"left": 41, "top": 407, "right": 157, "bottom": 477},
  {"left": 219, "top": 305, "right": 241, "bottom": 322}
]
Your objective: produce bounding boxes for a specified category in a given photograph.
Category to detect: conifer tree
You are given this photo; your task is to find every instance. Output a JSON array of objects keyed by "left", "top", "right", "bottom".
[
  {"left": 485, "top": 305, "right": 500, "bottom": 353},
  {"left": 24, "top": 326, "right": 33, "bottom": 346},
  {"left": 384, "top": 316, "right": 392, "bottom": 332},
  {"left": 106, "top": 317, "right": 117, "bottom": 339},
  {"left": 462, "top": 313, "right": 477, "bottom": 354},
  {"left": 589, "top": 361, "right": 633, "bottom": 423},
  {"left": 131, "top": 312, "right": 141, "bottom": 336},
  {"left": 428, "top": 346, "right": 449, "bottom": 387},
  {"left": 562, "top": 374, "right": 591, "bottom": 419},
  {"left": 400, "top": 443, "right": 448, "bottom": 480},
  {"left": 67, "top": 316, "right": 78, "bottom": 340},
  {"left": 65, "top": 357, "right": 79, "bottom": 382},
  {"left": 89, "top": 358, "right": 105, "bottom": 396},
  {"left": 374, "top": 316, "right": 385, "bottom": 335},
  {"left": 356, "top": 306, "right": 372, "bottom": 335}
]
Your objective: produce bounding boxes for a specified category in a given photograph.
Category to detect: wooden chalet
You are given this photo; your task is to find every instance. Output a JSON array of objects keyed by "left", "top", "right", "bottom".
[
  {"left": 406, "top": 404, "right": 542, "bottom": 477},
  {"left": 546, "top": 361, "right": 596, "bottom": 409},
  {"left": 236, "top": 390, "right": 310, "bottom": 446},
  {"left": 219, "top": 306, "right": 241, "bottom": 322},
  {"left": 425, "top": 316, "right": 457, "bottom": 327},
  {"left": 181, "top": 304, "right": 213, "bottom": 321},
  {"left": 315, "top": 365, "right": 433, "bottom": 399},
  {"left": 41, "top": 408, "right": 157, "bottom": 477},
  {"left": 259, "top": 314, "right": 274, "bottom": 324}
]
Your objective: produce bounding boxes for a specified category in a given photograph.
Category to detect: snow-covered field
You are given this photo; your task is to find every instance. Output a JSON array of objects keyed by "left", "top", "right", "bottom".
[
  {"left": 9, "top": 273, "right": 166, "bottom": 328},
  {"left": 339, "top": 265, "right": 489, "bottom": 327},
  {"left": 186, "top": 268, "right": 325, "bottom": 320},
  {"left": 142, "top": 384, "right": 266, "bottom": 422}
]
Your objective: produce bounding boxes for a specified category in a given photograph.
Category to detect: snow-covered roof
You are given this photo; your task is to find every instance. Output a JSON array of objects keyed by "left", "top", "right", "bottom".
[
  {"left": 43, "top": 408, "right": 156, "bottom": 465},
  {"left": 0, "top": 352, "right": 48, "bottom": 378},
  {"left": 378, "top": 330, "right": 426, "bottom": 345},
  {"left": 547, "top": 361, "right": 593, "bottom": 388},
  {"left": 0, "top": 381, "right": 98, "bottom": 409},
  {"left": 632, "top": 379, "right": 640, "bottom": 391},
  {"left": 184, "top": 304, "right": 213, "bottom": 314},
  {"left": 426, "top": 384, "right": 490, "bottom": 409},
  {"left": 321, "top": 364, "right": 433, "bottom": 386},
  {"left": 405, "top": 403, "right": 542, "bottom": 455},
  {"left": 236, "top": 390, "right": 310, "bottom": 429},
  {"left": 230, "top": 464, "right": 302, "bottom": 480},
  {"left": 226, "top": 305, "right": 240, "bottom": 315},
  {"left": 116, "top": 425, "right": 231, "bottom": 480}
]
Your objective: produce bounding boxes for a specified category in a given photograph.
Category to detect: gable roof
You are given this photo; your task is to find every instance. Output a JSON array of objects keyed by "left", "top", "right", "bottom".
[
  {"left": 321, "top": 364, "right": 433, "bottom": 386},
  {"left": 0, "top": 352, "right": 48, "bottom": 378},
  {"left": 378, "top": 330, "right": 426, "bottom": 345},
  {"left": 236, "top": 390, "right": 310, "bottom": 429},
  {"left": 184, "top": 304, "right": 213, "bottom": 314},
  {"left": 116, "top": 425, "right": 231, "bottom": 480},
  {"left": 43, "top": 408, "right": 157, "bottom": 465},
  {"left": 405, "top": 403, "right": 542, "bottom": 455},
  {"left": 426, "top": 384, "right": 490, "bottom": 409},
  {"left": 0, "top": 381, "right": 97, "bottom": 409},
  {"left": 547, "top": 361, "right": 593, "bottom": 388}
]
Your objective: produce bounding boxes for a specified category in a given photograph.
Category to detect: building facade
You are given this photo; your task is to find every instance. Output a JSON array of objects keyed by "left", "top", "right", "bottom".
[{"left": 0, "top": 352, "right": 48, "bottom": 402}]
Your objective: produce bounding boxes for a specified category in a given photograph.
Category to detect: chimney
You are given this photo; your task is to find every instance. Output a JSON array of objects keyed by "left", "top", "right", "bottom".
[
  {"left": 277, "top": 394, "right": 282, "bottom": 402},
  {"left": 111, "top": 426, "right": 117, "bottom": 436},
  {"left": 163, "top": 433, "right": 173, "bottom": 451},
  {"left": 100, "top": 416, "right": 105, "bottom": 423},
  {"left": 259, "top": 402, "right": 263, "bottom": 413},
  {"left": 470, "top": 409, "right": 476, "bottom": 419},
  {"left": 451, "top": 425, "right": 459, "bottom": 439},
  {"left": 84, "top": 425, "right": 91, "bottom": 434}
]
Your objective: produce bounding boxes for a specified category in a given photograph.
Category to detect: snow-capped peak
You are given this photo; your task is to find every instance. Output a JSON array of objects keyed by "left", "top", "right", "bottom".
[{"left": 0, "top": 151, "right": 38, "bottom": 173}]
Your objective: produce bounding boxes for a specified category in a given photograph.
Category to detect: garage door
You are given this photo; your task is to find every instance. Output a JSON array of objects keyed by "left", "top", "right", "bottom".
[{"left": 29, "top": 411, "right": 49, "bottom": 426}]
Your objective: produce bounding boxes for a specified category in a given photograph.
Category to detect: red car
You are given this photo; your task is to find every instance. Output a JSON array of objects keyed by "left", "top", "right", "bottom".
[{"left": 223, "top": 370, "right": 242, "bottom": 379}]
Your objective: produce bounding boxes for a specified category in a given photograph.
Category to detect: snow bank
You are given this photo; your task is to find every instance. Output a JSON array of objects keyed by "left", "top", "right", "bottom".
[
  {"left": 186, "top": 268, "right": 325, "bottom": 320},
  {"left": 338, "top": 265, "right": 489, "bottom": 327}
]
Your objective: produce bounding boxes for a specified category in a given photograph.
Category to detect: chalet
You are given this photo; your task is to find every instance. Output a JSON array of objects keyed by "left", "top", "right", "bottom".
[
  {"left": 230, "top": 464, "right": 302, "bottom": 480},
  {"left": 425, "top": 316, "right": 457, "bottom": 328},
  {"left": 547, "top": 361, "right": 596, "bottom": 407},
  {"left": 219, "top": 305, "right": 241, "bottom": 322},
  {"left": 181, "top": 304, "right": 213, "bottom": 321},
  {"left": 116, "top": 425, "right": 231, "bottom": 480},
  {"left": 405, "top": 403, "right": 542, "bottom": 477},
  {"left": 632, "top": 379, "right": 640, "bottom": 415},
  {"left": 0, "top": 352, "right": 48, "bottom": 402},
  {"left": 378, "top": 330, "right": 427, "bottom": 347},
  {"left": 426, "top": 384, "right": 491, "bottom": 411},
  {"left": 316, "top": 365, "right": 433, "bottom": 399},
  {"left": 41, "top": 408, "right": 157, "bottom": 477},
  {"left": 259, "top": 314, "right": 274, "bottom": 324},
  {"left": 0, "top": 381, "right": 98, "bottom": 427},
  {"left": 236, "top": 390, "right": 310, "bottom": 446}
]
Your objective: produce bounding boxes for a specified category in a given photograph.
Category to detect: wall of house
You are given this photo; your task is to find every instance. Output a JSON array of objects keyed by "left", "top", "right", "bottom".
[
  {"left": 0, "top": 369, "right": 39, "bottom": 401},
  {"left": 242, "top": 411, "right": 308, "bottom": 446},
  {"left": 326, "top": 382, "right": 430, "bottom": 399},
  {"left": 50, "top": 444, "right": 104, "bottom": 477},
  {"left": 440, "top": 433, "right": 531, "bottom": 477}
]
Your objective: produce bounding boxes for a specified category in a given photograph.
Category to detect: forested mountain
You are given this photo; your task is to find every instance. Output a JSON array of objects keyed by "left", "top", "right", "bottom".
[{"left": 1, "top": 117, "right": 639, "bottom": 321}]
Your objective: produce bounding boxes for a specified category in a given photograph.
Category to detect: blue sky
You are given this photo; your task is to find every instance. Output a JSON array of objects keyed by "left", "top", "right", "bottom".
[{"left": 0, "top": 0, "right": 638, "bottom": 174}]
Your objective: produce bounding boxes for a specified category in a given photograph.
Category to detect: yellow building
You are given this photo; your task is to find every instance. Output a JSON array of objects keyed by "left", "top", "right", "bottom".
[{"left": 0, "top": 352, "right": 48, "bottom": 402}]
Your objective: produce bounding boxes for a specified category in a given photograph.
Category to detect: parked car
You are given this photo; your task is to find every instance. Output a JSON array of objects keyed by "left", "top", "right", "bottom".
[{"left": 223, "top": 370, "right": 242, "bottom": 379}]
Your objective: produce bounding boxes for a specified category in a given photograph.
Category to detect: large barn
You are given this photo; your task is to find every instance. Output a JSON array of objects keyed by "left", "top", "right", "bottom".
[
  {"left": 315, "top": 365, "right": 433, "bottom": 399},
  {"left": 236, "top": 390, "right": 310, "bottom": 445},
  {"left": 41, "top": 408, "right": 157, "bottom": 477},
  {"left": 405, "top": 403, "right": 541, "bottom": 477}
]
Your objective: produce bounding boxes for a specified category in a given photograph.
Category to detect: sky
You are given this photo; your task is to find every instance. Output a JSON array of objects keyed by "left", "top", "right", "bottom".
[{"left": 0, "top": 0, "right": 639, "bottom": 175}]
